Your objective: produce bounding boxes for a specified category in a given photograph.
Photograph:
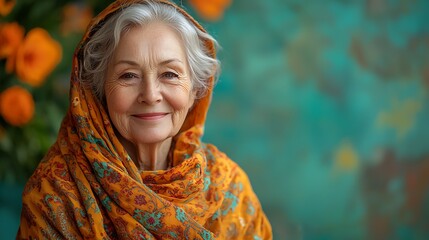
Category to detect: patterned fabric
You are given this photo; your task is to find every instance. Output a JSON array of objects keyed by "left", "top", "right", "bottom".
[{"left": 17, "top": 0, "right": 272, "bottom": 239}]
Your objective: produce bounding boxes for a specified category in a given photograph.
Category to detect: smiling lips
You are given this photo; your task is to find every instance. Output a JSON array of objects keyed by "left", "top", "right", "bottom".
[{"left": 133, "top": 112, "right": 169, "bottom": 120}]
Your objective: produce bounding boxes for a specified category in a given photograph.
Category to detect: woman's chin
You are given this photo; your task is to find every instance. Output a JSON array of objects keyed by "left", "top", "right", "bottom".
[{"left": 132, "top": 132, "right": 172, "bottom": 145}]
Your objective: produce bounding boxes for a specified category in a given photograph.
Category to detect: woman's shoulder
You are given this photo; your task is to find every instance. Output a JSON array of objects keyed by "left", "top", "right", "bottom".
[
  {"left": 201, "top": 143, "right": 273, "bottom": 239},
  {"left": 22, "top": 143, "right": 74, "bottom": 201},
  {"left": 202, "top": 143, "right": 253, "bottom": 187}
]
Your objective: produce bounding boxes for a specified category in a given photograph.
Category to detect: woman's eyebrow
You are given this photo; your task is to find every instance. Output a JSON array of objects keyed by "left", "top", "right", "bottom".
[
  {"left": 114, "top": 59, "right": 140, "bottom": 66},
  {"left": 114, "top": 58, "right": 183, "bottom": 66},
  {"left": 159, "top": 58, "right": 183, "bottom": 66}
]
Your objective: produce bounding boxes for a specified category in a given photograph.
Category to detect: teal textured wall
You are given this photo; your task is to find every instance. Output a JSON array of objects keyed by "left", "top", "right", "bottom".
[
  {"left": 199, "top": 0, "right": 429, "bottom": 239},
  {"left": 2, "top": 0, "right": 429, "bottom": 239}
]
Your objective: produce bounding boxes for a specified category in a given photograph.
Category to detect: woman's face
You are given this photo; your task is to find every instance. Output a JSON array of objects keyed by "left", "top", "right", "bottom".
[{"left": 105, "top": 22, "right": 194, "bottom": 145}]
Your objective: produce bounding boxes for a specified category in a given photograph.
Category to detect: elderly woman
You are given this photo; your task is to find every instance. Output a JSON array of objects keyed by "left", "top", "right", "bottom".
[{"left": 17, "top": 0, "right": 272, "bottom": 239}]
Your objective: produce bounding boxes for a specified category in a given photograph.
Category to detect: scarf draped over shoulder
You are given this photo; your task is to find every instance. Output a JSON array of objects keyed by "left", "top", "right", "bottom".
[{"left": 17, "top": 0, "right": 272, "bottom": 239}]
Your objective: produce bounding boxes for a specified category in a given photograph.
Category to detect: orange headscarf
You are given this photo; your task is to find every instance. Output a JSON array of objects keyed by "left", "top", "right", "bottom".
[{"left": 17, "top": 0, "right": 272, "bottom": 239}]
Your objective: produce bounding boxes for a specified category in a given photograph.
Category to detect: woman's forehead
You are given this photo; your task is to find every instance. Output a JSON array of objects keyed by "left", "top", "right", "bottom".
[{"left": 112, "top": 23, "right": 187, "bottom": 65}]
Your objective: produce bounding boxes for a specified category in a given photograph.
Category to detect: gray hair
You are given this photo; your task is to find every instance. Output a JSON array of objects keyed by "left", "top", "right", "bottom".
[{"left": 80, "top": 0, "right": 220, "bottom": 100}]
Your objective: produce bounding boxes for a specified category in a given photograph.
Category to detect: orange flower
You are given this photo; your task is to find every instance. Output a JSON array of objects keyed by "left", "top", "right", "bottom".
[
  {"left": 189, "top": 0, "right": 231, "bottom": 21},
  {"left": 0, "top": 0, "right": 15, "bottom": 16},
  {"left": 0, "top": 86, "right": 35, "bottom": 126},
  {"left": 5, "top": 48, "right": 16, "bottom": 73},
  {"left": 61, "top": 3, "right": 93, "bottom": 36},
  {"left": 0, "top": 22, "right": 24, "bottom": 59},
  {"left": 0, "top": 22, "right": 24, "bottom": 74},
  {"left": 15, "top": 28, "right": 62, "bottom": 87}
]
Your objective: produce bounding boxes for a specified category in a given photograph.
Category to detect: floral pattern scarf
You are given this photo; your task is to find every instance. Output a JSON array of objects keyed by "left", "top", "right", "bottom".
[{"left": 17, "top": 0, "right": 272, "bottom": 239}]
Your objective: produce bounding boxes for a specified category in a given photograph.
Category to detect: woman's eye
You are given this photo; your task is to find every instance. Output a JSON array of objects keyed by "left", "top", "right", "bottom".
[
  {"left": 119, "top": 72, "right": 138, "bottom": 79},
  {"left": 162, "top": 72, "right": 178, "bottom": 79}
]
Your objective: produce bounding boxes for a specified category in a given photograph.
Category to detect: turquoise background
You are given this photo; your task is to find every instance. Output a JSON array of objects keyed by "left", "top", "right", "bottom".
[
  {"left": 2, "top": 0, "right": 429, "bottom": 239},
  {"left": 201, "top": 0, "right": 429, "bottom": 239}
]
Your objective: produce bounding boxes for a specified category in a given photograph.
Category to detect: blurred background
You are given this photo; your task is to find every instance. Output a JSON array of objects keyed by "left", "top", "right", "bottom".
[{"left": 1, "top": 0, "right": 429, "bottom": 239}]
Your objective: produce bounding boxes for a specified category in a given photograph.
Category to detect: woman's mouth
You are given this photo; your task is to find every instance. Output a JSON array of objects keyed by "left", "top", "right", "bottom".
[{"left": 133, "top": 112, "right": 169, "bottom": 120}]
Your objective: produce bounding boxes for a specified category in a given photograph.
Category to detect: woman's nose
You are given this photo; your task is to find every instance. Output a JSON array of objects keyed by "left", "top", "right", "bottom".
[{"left": 138, "top": 79, "right": 162, "bottom": 104}]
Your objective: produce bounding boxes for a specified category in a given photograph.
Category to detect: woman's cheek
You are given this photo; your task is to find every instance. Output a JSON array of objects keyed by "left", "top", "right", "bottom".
[
  {"left": 106, "top": 84, "right": 133, "bottom": 112},
  {"left": 168, "top": 82, "right": 194, "bottom": 110}
]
